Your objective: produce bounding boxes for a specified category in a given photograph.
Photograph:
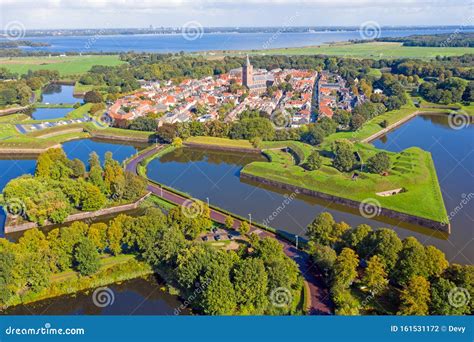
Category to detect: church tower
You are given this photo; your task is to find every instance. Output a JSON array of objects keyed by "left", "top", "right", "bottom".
[{"left": 242, "top": 54, "right": 253, "bottom": 88}]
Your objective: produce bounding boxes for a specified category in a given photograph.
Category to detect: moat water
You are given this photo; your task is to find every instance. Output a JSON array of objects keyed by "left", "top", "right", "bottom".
[{"left": 1, "top": 114, "right": 472, "bottom": 315}]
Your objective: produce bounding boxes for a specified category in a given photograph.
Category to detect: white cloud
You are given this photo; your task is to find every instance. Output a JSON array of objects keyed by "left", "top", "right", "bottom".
[{"left": 0, "top": 0, "right": 471, "bottom": 28}]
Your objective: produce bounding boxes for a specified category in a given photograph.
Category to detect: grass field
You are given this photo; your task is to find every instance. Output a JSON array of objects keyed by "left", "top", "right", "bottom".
[
  {"left": 242, "top": 144, "right": 447, "bottom": 223},
  {"left": 0, "top": 55, "right": 124, "bottom": 76},
  {"left": 186, "top": 136, "right": 255, "bottom": 149},
  {"left": 240, "top": 42, "right": 474, "bottom": 59}
]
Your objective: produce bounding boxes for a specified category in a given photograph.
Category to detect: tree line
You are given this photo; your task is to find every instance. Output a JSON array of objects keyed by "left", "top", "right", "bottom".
[
  {"left": 307, "top": 212, "right": 473, "bottom": 315},
  {"left": 0, "top": 204, "right": 303, "bottom": 315},
  {"left": 2, "top": 148, "right": 147, "bottom": 225}
]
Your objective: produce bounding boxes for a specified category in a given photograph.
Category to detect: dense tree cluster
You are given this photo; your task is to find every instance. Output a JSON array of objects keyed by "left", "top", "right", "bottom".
[
  {"left": 376, "top": 33, "right": 474, "bottom": 48},
  {"left": 0, "top": 205, "right": 302, "bottom": 315},
  {"left": 419, "top": 78, "right": 470, "bottom": 104},
  {"left": 307, "top": 212, "right": 473, "bottom": 315},
  {"left": 2, "top": 149, "right": 146, "bottom": 225},
  {"left": 0, "top": 69, "right": 60, "bottom": 106}
]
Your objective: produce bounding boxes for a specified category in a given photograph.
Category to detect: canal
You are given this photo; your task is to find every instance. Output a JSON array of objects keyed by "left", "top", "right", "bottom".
[
  {"left": 2, "top": 275, "right": 191, "bottom": 315},
  {"left": 146, "top": 114, "right": 473, "bottom": 264}
]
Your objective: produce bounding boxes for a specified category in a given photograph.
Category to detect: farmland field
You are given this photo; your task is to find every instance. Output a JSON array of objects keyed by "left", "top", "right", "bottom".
[
  {"left": 0, "top": 55, "right": 124, "bottom": 76},
  {"left": 241, "top": 42, "right": 474, "bottom": 59}
]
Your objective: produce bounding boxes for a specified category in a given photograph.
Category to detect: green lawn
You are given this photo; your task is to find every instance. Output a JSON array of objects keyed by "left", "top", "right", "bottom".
[
  {"left": 185, "top": 136, "right": 255, "bottom": 149},
  {"left": 242, "top": 145, "right": 447, "bottom": 223},
  {"left": 0, "top": 55, "right": 124, "bottom": 76},
  {"left": 244, "top": 42, "right": 474, "bottom": 59}
]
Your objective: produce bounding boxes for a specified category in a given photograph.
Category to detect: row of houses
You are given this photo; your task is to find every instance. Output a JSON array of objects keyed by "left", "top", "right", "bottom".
[{"left": 317, "top": 71, "right": 362, "bottom": 119}]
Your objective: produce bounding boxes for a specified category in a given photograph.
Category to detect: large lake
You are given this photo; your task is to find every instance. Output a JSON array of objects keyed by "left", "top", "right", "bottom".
[
  {"left": 10, "top": 28, "right": 472, "bottom": 53},
  {"left": 147, "top": 114, "right": 473, "bottom": 264}
]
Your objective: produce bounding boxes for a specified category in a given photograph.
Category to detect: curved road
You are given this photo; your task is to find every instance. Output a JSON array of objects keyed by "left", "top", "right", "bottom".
[{"left": 126, "top": 145, "right": 332, "bottom": 315}]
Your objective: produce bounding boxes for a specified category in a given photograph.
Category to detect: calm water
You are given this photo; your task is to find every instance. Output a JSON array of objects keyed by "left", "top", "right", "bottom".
[
  {"left": 372, "top": 114, "right": 474, "bottom": 265},
  {"left": 31, "top": 107, "right": 72, "bottom": 120},
  {"left": 10, "top": 28, "right": 471, "bottom": 53},
  {"left": 40, "top": 84, "right": 80, "bottom": 104},
  {"left": 147, "top": 116, "right": 473, "bottom": 264},
  {"left": 2, "top": 275, "right": 190, "bottom": 315}
]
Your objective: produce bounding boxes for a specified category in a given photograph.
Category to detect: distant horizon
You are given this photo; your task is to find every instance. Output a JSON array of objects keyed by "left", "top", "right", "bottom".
[{"left": 5, "top": 24, "right": 474, "bottom": 32}]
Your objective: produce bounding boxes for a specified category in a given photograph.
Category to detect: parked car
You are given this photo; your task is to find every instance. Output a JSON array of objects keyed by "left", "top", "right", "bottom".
[{"left": 215, "top": 234, "right": 221, "bottom": 241}]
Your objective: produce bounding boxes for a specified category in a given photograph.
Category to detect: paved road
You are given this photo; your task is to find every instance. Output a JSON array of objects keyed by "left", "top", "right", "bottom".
[{"left": 126, "top": 145, "right": 333, "bottom": 315}]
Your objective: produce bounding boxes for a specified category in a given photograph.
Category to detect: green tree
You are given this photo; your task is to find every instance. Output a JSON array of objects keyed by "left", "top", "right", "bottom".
[
  {"left": 311, "top": 243, "right": 337, "bottom": 282},
  {"left": 73, "top": 238, "right": 101, "bottom": 276},
  {"left": 69, "top": 158, "right": 86, "bottom": 178},
  {"left": 84, "top": 90, "right": 103, "bottom": 103},
  {"left": 332, "top": 288, "right": 360, "bottom": 315},
  {"left": 392, "top": 237, "right": 428, "bottom": 286},
  {"left": 425, "top": 245, "right": 449, "bottom": 278},
  {"left": 398, "top": 276, "right": 431, "bottom": 315},
  {"left": 332, "top": 248, "right": 359, "bottom": 290},
  {"left": 104, "top": 152, "right": 125, "bottom": 198},
  {"left": 363, "top": 255, "right": 388, "bottom": 295},
  {"left": 107, "top": 215, "right": 125, "bottom": 255},
  {"left": 340, "top": 224, "right": 373, "bottom": 254},
  {"left": 122, "top": 171, "right": 147, "bottom": 201},
  {"left": 361, "top": 228, "right": 402, "bottom": 272},
  {"left": 233, "top": 258, "right": 268, "bottom": 314},
  {"left": 201, "top": 270, "right": 237, "bottom": 315},
  {"left": 303, "top": 151, "right": 322, "bottom": 171},
  {"left": 225, "top": 215, "right": 234, "bottom": 230},
  {"left": 430, "top": 278, "right": 471, "bottom": 315},
  {"left": 81, "top": 182, "right": 107, "bottom": 211},
  {"left": 172, "top": 137, "right": 183, "bottom": 147},
  {"left": 0, "top": 239, "right": 16, "bottom": 305},
  {"left": 87, "top": 223, "right": 108, "bottom": 252},
  {"left": 332, "top": 139, "right": 356, "bottom": 172},
  {"left": 367, "top": 152, "right": 391, "bottom": 174},
  {"left": 239, "top": 221, "right": 251, "bottom": 236},
  {"left": 306, "top": 212, "right": 336, "bottom": 246}
]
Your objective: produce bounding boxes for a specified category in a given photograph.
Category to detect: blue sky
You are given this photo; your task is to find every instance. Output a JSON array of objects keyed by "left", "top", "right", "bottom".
[{"left": 0, "top": 0, "right": 472, "bottom": 29}]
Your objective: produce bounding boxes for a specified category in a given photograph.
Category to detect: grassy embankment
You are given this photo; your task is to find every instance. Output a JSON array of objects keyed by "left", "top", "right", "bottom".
[
  {"left": 241, "top": 42, "right": 474, "bottom": 59},
  {"left": 181, "top": 109, "right": 447, "bottom": 224},
  {"left": 242, "top": 143, "right": 447, "bottom": 224}
]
